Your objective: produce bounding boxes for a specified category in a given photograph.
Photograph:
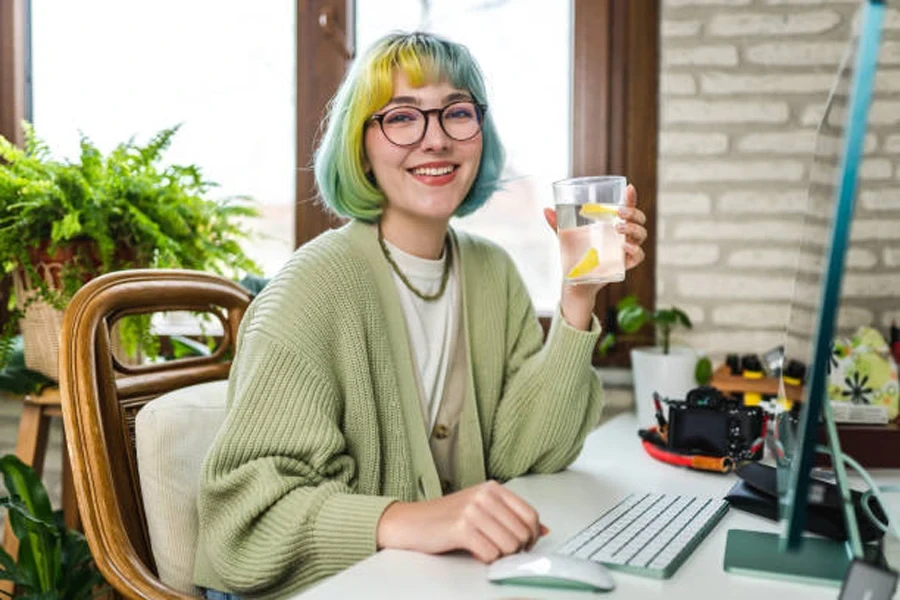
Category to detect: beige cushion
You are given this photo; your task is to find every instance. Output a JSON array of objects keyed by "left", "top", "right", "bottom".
[{"left": 135, "top": 379, "right": 228, "bottom": 595}]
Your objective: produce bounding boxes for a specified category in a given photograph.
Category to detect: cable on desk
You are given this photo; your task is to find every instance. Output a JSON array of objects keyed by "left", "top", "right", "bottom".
[{"left": 816, "top": 444, "right": 900, "bottom": 541}]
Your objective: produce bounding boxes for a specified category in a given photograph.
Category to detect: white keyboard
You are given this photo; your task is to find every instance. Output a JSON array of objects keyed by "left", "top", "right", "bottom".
[{"left": 555, "top": 492, "right": 729, "bottom": 579}]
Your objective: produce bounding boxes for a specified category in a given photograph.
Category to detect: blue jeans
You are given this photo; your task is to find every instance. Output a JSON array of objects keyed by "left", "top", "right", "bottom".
[{"left": 204, "top": 589, "right": 241, "bottom": 600}]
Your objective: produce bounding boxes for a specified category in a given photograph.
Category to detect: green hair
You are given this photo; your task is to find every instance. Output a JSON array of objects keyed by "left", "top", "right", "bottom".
[{"left": 313, "top": 31, "right": 505, "bottom": 221}]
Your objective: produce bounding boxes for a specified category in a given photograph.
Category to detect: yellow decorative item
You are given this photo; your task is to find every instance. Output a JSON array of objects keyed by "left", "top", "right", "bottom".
[
  {"left": 567, "top": 247, "right": 599, "bottom": 279},
  {"left": 827, "top": 326, "right": 899, "bottom": 422},
  {"left": 578, "top": 203, "right": 619, "bottom": 220}
]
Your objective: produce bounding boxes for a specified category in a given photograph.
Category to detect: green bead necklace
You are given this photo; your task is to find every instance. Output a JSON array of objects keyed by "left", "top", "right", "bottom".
[{"left": 377, "top": 224, "right": 452, "bottom": 302}]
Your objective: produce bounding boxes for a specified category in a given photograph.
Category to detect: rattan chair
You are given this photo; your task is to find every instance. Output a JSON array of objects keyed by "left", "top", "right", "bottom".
[{"left": 58, "top": 269, "right": 251, "bottom": 599}]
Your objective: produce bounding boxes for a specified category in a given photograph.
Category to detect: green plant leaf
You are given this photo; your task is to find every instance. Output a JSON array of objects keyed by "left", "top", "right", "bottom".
[
  {"left": 0, "top": 456, "right": 55, "bottom": 524},
  {"left": 695, "top": 356, "right": 713, "bottom": 385},
  {"left": 653, "top": 310, "right": 676, "bottom": 326},
  {"left": 616, "top": 294, "right": 639, "bottom": 310},
  {"left": 617, "top": 304, "right": 648, "bottom": 334},
  {"left": 596, "top": 333, "right": 617, "bottom": 357},
  {"left": 12, "top": 532, "right": 54, "bottom": 594},
  {"left": 61, "top": 566, "right": 107, "bottom": 600},
  {"left": 171, "top": 335, "right": 212, "bottom": 358},
  {"left": 0, "top": 336, "right": 56, "bottom": 394},
  {"left": 0, "top": 545, "right": 30, "bottom": 588},
  {"left": 672, "top": 308, "right": 693, "bottom": 329},
  {"left": 50, "top": 211, "right": 82, "bottom": 241},
  {"left": 0, "top": 456, "right": 58, "bottom": 592},
  {"left": 56, "top": 515, "right": 104, "bottom": 600}
]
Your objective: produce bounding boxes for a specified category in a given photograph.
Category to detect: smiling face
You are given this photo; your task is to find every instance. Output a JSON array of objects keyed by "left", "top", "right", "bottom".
[{"left": 364, "top": 71, "right": 484, "bottom": 231}]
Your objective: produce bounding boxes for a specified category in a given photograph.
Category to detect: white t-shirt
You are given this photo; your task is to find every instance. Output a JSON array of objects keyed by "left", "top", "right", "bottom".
[{"left": 382, "top": 238, "right": 457, "bottom": 431}]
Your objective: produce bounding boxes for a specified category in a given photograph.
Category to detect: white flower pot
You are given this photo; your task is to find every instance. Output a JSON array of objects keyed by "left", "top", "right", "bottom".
[{"left": 630, "top": 346, "right": 698, "bottom": 428}]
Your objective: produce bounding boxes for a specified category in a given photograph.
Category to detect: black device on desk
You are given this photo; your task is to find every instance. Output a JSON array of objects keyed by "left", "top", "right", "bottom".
[
  {"left": 666, "top": 386, "right": 764, "bottom": 461},
  {"left": 726, "top": 462, "right": 886, "bottom": 543}
]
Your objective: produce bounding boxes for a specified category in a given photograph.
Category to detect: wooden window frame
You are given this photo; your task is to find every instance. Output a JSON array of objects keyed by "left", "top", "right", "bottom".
[
  {"left": 293, "top": 0, "right": 659, "bottom": 367},
  {"left": 0, "top": 0, "right": 27, "bottom": 329},
  {"left": 572, "top": 0, "right": 659, "bottom": 365}
]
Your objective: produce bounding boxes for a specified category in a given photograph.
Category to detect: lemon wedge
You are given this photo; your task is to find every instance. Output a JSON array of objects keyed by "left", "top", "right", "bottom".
[
  {"left": 579, "top": 203, "right": 619, "bottom": 220},
  {"left": 567, "top": 247, "right": 599, "bottom": 279}
]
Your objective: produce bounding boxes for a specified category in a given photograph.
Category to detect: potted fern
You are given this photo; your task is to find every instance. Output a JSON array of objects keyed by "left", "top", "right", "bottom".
[
  {"left": 599, "top": 295, "right": 709, "bottom": 427},
  {"left": 0, "top": 124, "right": 261, "bottom": 378}
]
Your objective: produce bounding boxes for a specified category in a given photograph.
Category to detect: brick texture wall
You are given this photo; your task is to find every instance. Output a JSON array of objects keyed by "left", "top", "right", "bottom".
[{"left": 659, "top": 0, "right": 900, "bottom": 360}]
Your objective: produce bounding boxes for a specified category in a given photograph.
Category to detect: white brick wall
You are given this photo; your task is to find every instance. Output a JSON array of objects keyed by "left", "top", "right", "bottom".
[
  {"left": 663, "top": 100, "right": 790, "bottom": 123},
  {"left": 745, "top": 42, "right": 848, "bottom": 65},
  {"left": 658, "top": 192, "right": 714, "bottom": 214},
  {"left": 700, "top": 72, "right": 835, "bottom": 94},
  {"left": 660, "top": 0, "right": 900, "bottom": 362},
  {"left": 660, "top": 132, "right": 729, "bottom": 155},
  {"left": 707, "top": 11, "right": 842, "bottom": 36}
]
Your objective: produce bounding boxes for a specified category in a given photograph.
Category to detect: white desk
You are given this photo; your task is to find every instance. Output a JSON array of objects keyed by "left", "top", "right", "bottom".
[{"left": 295, "top": 413, "right": 900, "bottom": 599}]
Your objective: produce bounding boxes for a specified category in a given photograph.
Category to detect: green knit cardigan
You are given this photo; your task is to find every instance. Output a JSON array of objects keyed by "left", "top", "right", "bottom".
[{"left": 194, "top": 220, "right": 604, "bottom": 598}]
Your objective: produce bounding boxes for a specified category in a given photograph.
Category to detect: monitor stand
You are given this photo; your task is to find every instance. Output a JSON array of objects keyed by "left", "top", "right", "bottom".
[
  {"left": 723, "top": 397, "right": 868, "bottom": 587},
  {"left": 723, "top": 529, "right": 851, "bottom": 587}
]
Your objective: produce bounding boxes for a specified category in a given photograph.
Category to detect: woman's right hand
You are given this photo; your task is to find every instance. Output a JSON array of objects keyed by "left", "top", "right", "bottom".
[{"left": 376, "top": 480, "right": 548, "bottom": 563}]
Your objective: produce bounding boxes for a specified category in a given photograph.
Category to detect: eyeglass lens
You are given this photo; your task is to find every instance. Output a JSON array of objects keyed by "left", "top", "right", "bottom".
[{"left": 379, "top": 102, "right": 482, "bottom": 146}]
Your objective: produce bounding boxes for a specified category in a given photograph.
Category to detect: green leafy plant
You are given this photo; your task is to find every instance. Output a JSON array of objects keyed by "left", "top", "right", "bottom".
[
  {"left": 0, "top": 337, "right": 54, "bottom": 396},
  {"left": 0, "top": 123, "right": 262, "bottom": 367},
  {"left": 0, "top": 455, "right": 107, "bottom": 598},
  {"left": 598, "top": 294, "right": 693, "bottom": 356}
]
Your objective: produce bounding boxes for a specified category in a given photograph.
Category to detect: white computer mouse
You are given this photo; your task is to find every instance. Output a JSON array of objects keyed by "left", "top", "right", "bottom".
[{"left": 487, "top": 552, "right": 616, "bottom": 592}]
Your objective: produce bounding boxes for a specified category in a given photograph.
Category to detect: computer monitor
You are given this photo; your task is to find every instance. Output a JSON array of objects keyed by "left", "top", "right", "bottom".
[{"left": 723, "top": 0, "right": 886, "bottom": 586}]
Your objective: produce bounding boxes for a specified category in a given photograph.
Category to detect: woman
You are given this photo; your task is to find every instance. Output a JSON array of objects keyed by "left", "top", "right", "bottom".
[{"left": 195, "top": 31, "right": 647, "bottom": 599}]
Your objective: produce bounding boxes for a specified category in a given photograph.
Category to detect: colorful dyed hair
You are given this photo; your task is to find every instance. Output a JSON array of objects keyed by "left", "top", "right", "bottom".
[{"left": 314, "top": 31, "right": 505, "bottom": 221}]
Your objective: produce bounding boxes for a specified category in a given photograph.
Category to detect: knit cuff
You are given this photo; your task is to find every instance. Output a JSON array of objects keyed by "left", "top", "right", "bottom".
[
  {"left": 546, "top": 306, "right": 602, "bottom": 365},
  {"left": 310, "top": 493, "right": 397, "bottom": 567}
]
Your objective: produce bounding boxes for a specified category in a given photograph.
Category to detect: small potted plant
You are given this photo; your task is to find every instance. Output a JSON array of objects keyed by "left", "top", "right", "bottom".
[
  {"left": 0, "top": 124, "right": 261, "bottom": 378},
  {"left": 599, "top": 295, "right": 711, "bottom": 426}
]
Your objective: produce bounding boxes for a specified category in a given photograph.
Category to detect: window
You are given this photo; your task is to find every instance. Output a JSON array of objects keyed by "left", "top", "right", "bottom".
[{"left": 29, "top": 0, "right": 297, "bottom": 278}]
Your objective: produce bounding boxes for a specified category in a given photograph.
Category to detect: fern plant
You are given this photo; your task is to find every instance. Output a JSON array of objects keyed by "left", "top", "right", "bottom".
[{"left": 0, "top": 123, "right": 261, "bottom": 366}]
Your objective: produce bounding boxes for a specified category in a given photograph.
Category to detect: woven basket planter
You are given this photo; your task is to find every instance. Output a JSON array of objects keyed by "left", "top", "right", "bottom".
[
  {"left": 11, "top": 258, "right": 68, "bottom": 381},
  {"left": 10, "top": 242, "right": 119, "bottom": 381}
]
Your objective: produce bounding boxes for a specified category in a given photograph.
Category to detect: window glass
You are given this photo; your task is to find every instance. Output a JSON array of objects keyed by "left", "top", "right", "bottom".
[{"left": 30, "top": 0, "right": 296, "bottom": 277}]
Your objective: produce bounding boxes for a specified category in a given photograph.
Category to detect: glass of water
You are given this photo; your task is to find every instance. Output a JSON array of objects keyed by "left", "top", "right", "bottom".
[{"left": 552, "top": 176, "right": 627, "bottom": 285}]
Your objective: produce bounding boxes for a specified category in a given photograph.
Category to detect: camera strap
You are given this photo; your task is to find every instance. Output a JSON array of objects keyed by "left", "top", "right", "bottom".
[{"left": 638, "top": 426, "right": 736, "bottom": 473}]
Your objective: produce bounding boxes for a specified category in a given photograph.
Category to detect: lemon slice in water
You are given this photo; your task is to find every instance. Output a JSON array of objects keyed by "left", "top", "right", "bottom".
[
  {"left": 567, "top": 247, "right": 599, "bottom": 279},
  {"left": 579, "top": 203, "right": 619, "bottom": 220}
]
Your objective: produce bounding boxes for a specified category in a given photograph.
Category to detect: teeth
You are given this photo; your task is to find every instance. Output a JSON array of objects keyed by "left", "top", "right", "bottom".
[{"left": 412, "top": 166, "right": 454, "bottom": 176}]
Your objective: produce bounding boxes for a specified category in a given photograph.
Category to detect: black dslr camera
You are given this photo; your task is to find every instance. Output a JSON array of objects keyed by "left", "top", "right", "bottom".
[{"left": 666, "top": 386, "right": 764, "bottom": 461}]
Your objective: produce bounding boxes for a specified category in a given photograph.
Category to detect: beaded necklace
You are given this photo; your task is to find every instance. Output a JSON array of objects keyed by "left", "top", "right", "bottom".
[{"left": 377, "top": 224, "right": 452, "bottom": 302}]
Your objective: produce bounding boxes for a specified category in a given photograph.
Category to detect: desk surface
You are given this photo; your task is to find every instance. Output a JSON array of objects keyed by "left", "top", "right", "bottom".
[{"left": 294, "top": 412, "right": 900, "bottom": 599}]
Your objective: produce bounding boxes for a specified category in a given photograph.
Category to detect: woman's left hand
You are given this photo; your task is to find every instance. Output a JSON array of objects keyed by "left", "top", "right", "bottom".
[{"left": 543, "top": 184, "right": 647, "bottom": 330}]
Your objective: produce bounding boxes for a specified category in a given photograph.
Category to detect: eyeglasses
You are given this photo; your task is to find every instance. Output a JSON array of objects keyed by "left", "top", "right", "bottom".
[{"left": 368, "top": 101, "right": 487, "bottom": 147}]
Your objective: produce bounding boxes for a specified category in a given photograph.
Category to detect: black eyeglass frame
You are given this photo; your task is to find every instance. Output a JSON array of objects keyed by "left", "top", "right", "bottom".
[{"left": 367, "top": 101, "right": 488, "bottom": 147}]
